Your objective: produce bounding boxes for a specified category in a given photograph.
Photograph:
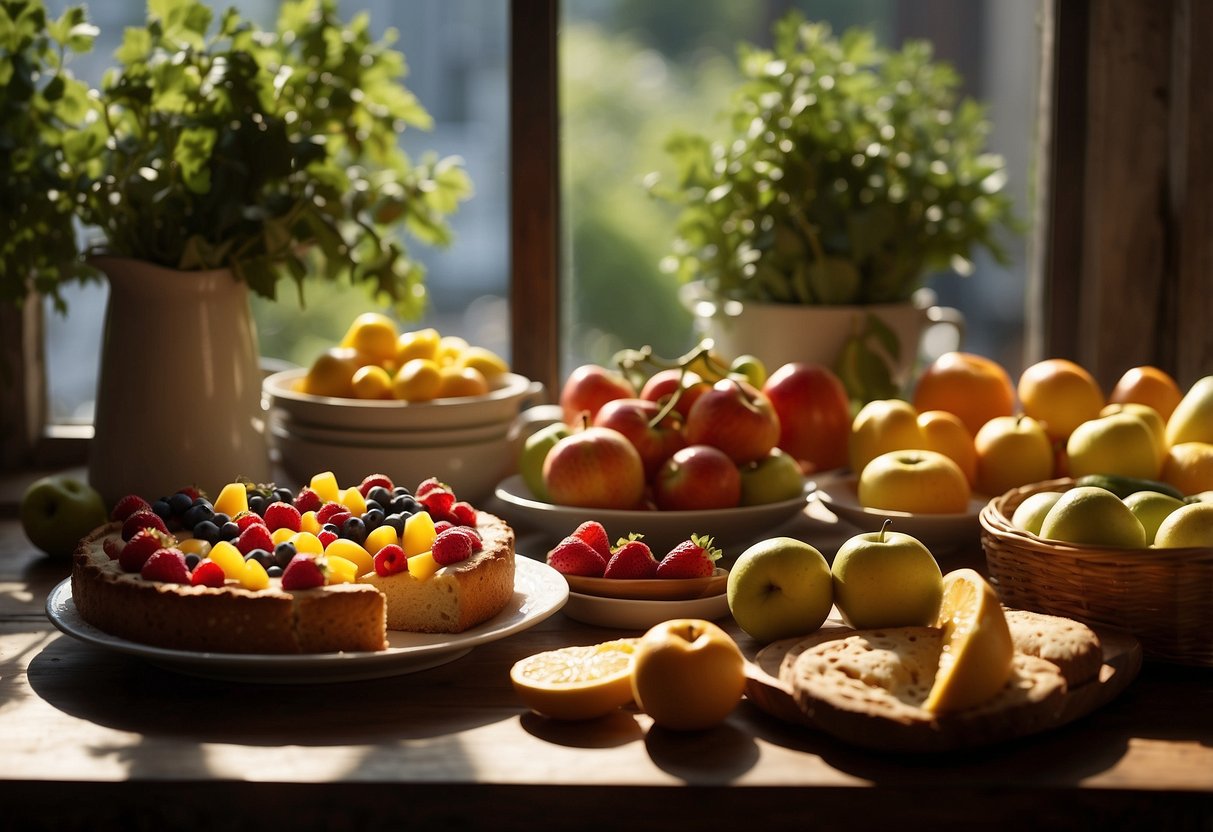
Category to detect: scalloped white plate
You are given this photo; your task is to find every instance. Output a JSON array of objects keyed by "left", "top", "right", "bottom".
[{"left": 46, "top": 558, "right": 567, "bottom": 684}]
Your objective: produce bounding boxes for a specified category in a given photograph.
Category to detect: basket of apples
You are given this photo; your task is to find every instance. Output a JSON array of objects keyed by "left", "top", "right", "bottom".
[{"left": 496, "top": 342, "right": 853, "bottom": 552}]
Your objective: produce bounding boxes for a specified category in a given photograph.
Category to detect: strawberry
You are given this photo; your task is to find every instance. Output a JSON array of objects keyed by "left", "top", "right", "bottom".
[
  {"left": 316, "top": 501, "right": 349, "bottom": 526},
  {"left": 140, "top": 548, "right": 191, "bottom": 584},
  {"left": 432, "top": 527, "right": 483, "bottom": 565},
  {"left": 189, "top": 559, "right": 227, "bottom": 588},
  {"left": 234, "top": 511, "right": 266, "bottom": 532},
  {"left": 571, "top": 520, "right": 611, "bottom": 561},
  {"left": 317, "top": 528, "right": 339, "bottom": 549},
  {"left": 110, "top": 494, "right": 151, "bottom": 522},
  {"left": 449, "top": 501, "right": 477, "bottom": 527},
  {"left": 121, "top": 509, "right": 169, "bottom": 541},
  {"left": 359, "top": 474, "right": 395, "bottom": 497},
  {"left": 119, "top": 527, "right": 177, "bottom": 573},
  {"left": 235, "top": 523, "right": 274, "bottom": 556},
  {"left": 373, "top": 544, "right": 408, "bottom": 576},
  {"left": 604, "top": 537, "right": 658, "bottom": 579},
  {"left": 656, "top": 534, "right": 722, "bottom": 579},
  {"left": 263, "top": 501, "right": 302, "bottom": 533},
  {"left": 292, "top": 486, "right": 323, "bottom": 514},
  {"left": 282, "top": 553, "right": 327, "bottom": 589},
  {"left": 546, "top": 537, "right": 607, "bottom": 577}
]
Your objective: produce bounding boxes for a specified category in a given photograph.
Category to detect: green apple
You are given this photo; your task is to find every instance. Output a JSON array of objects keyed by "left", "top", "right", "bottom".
[
  {"left": 738, "top": 448, "right": 805, "bottom": 506},
  {"left": 20, "top": 475, "right": 108, "bottom": 559},
  {"left": 1010, "top": 491, "right": 1064, "bottom": 535},
  {"left": 729, "top": 354, "right": 768, "bottom": 388},
  {"left": 518, "top": 421, "right": 571, "bottom": 501},
  {"left": 830, "top": 521, "right": 943, "bottom": 629},
  {"left": 726, "top": 537, "right": 833, "bottom": 644},
  {"left": 1038, "top": 486, "right": 1147, "bottom": 548},
  {"left": 1153, "top": 502, "right": 1213, "bottom": 548},
  {"left": 1123, "top": 490, "right": 1185, "bottom": 544}
]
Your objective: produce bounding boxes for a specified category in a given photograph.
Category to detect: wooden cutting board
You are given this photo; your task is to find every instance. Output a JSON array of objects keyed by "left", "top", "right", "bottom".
[{"left": 744, "top": 618, "right": 1142, "bottom": 753}]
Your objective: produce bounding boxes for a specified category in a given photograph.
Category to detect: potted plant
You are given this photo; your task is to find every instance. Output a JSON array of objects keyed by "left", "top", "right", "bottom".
[
  {"left": 23, "top": 0, "right": 471, "bottom": 504},
  {"left": 651, "top": 13, "right": 1016, "bottom": 402}
]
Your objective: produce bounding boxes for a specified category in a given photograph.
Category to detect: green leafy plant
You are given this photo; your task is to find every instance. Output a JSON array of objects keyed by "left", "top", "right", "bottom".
[
  {"left": 0, "top": 0, "right": 97, "bottom": 311},
  {"left": 7, "top": 0, "right": 472, "bottom": 318},
  {"left": 652, "top": 12, "right": 1016, "bottom": 307}
]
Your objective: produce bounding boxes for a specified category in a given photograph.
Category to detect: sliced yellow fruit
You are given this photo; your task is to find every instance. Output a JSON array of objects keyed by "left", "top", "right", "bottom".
[
  {"left": 242, "top": 558, "right": 270, "bottom": 591},
  {"left": 299, "top": 510, "right": 320, "bottom": 536},
  {"left": 271, "top": 527, "right": 296, "bottom": 546},
  {"left": 325, "top": 554, "right": 357, "bottom": 584},
  {"left": 177, "top": 538, "right": 211, "bottom": 557},
  {"left": 213, "top": 482, "right": 249, "bottom": 518},
  {"left": 309, "top": 471, "right": 341, "bottom": 504},
  {"left": 363, "top": 523, "right": 399, "bottom": 555},
  {"left": 406, "top": 551, "right": 441, "bottom": 581},
  {"left": 339, "top": 486, "right": 367, "bottom": 516},
  {"left": 923, "top": 568, "right": 1014, "bottom": 713},
  {"left": 402, "top": 510, "right": 437, "bottom": 556},
  {"left": 208, "top": 541, "right": 245, "bottom": 580},
  {"left": 323, "top": 537, "right": 374, "bottom": 576},
  {"left": 509, "top": 639, "right": 639, "bottom": 720},
  {"left": 291, "top": 531, "right": 324, "bottom": 555}
]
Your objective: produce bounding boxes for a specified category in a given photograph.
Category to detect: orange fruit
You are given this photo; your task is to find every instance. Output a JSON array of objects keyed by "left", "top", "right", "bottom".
[
  {"left": 911, "top": 352, "right": 1015, "bottom": 437},
  {"left": 1161, "top": 442, "right": 1213, "bottom": 496},
  {"left": 917, "top": 410, "right": 978, "bottom": 486},
  {"left": 1017, "top": 358, "right": 1104, "bottom": 442},
  {"left": 1108, "top": 365, "right": 1183, "bottom": 423}
]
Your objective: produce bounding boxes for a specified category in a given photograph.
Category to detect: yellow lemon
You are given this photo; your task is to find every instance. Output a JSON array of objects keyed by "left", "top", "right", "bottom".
[
  {"left": 301, "top": 347, "right": 364, "bottom": 398},
  {"left": 395, "top": 328, "right": 441, "bottom": 365},
  {"left": 459, "top": 346, "right": 510, "bottom": 381},
  {"left": 393, "top": 358, "right": 442, "bottom": 402},
  {"left": 351, "top": 365, "right": 394, "bottom": 400},
  {"left": 922, "top": 568, "right": 1014, "bottom": 713},
  {"left": 509, "top": 639, "right": 639, "bottom": 720},
  {"left": 437, "top": 365, "right": 490, "bottom": 399},
  {"left": 340, "top": 312, "right": 399, "bottom": 364},
  {"left": 437, "top": 334, "right": 470, "bottom": 366}
]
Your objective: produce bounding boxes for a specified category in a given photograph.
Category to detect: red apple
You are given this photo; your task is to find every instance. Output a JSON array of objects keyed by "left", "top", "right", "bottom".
[
  {"left": 592, "top": 397, "right": 687, "bottom": 478},
  {"left": 762, "top": 362, "right": 853, "bottom": 474},
  {"left": 683, "top": 379, "right": 780, "bottom": 465},
  {"left": 559, "top": 364, "right": 636, "bottom": 425},
  {"left": 640, "top": 368, "right": 710, "bottom": 420},
  {"left": 542, "top": 426, "right": 646, "bottom": 509},
  {"left": 653, "top": 445, "right": 742, "bottom": 511}
]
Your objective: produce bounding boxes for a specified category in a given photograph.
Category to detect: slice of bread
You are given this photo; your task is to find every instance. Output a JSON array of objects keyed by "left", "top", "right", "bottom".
[
  {"left": 784, "top": 627, "right": 1068, "bottom": 752},
  {"left": 1004, "top": 609, "right": 1103, "bottom": 687}
]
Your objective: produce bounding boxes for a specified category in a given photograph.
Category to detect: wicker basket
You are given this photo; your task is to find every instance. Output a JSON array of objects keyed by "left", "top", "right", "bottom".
[{"left": 981, "top": 478, "right": 1213, "bottom": 666}]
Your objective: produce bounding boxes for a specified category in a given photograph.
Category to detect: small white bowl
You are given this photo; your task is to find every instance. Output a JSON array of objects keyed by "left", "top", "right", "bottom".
[
  {"left": 264, "top": 368, "right": 544, "bottom": 431},
  {"left": 268, "top": 411, "right": 512, "bottom": 447},
  {"left": 562, "top": 590, "right": 730, "bottom": 630},
  {"left": 271, "top": 424, "right": 516, "bottom": 503}
]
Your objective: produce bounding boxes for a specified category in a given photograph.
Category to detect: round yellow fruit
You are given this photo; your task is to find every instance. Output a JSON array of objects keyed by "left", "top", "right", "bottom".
[
  {"left": 395, "top": 328, "right": 441, "bottom": 365},
  {"left": 1161, "top": 441, "right": 1213, "bottom": 496},
  {"left": 849, "top": 398, "right": 923, "bottom": 476},
  {"left": 1153, "top": 502, "right": 1213, "bottom": 549},
  {"left": 459, "top": 346, "right": 510, "bottom": 381},
  {"left": 339, "top": 311, "right": 399, "bottom": 365},
  {"left": 857, "top": 449, "right": 971, "bottom": 514},
  {"left": 1038, "top": 486, "right": 1147, "bottom": 548},
  {"left": 974, "top": 414, "right": 1055, "bottom": 497},
  {"left": 510, "top": 639, "right": 639, "bottom": 720},
  {"left": 917, "top": 409, "right": 978, "bottom": 486},
  {"left": 1010, "top": 490, "right": 1065, "bottom": 535},
  {"left": 437, "top": 365, "right": 490, "bottom": 399},
  {"left": 630, "top": 619, "right": 746, "bottom": 731},
  {"left": 1123, "top": 490, "right": 1185, "bottom": 544},
  {"left": 301, "top": 347, "right": 365, "bottom": 398},
  {"left": 1100, "top": 402, "right": 1167, "bottom": 466},
  {"left": 350, "top": 365, "right": 394, "bottom": 400},
  {"left": 1017, "top": 358, "right": 1105, "bottom": 442},
  {"left": 393, "top": 358, "right": 442, "bottom": 402},
  {"left": 831, "top": 521, "right": 943, "bottom": 629},
  {"left": 1066, "top": 412, "right": 1161, "bottom": 481}
]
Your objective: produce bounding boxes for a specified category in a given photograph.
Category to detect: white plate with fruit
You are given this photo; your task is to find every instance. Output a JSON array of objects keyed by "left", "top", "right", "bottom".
[
  {"left": 814, "top": 473, "right": 985, "bottom": 552},
  {"left": 494, "top": 474, "right": 812, "bottom": 554},
  {"left": 47, "top": 557, "right": 568, "bottom": 684}
]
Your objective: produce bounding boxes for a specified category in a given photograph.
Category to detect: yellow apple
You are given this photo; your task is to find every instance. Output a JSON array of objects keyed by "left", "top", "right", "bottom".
[
  {"left": 857, "top": 449, "right": 971, "bottom": 514},
  {"left": 831, "top": 521, "right": 943, "bottom": 629},
  {"left": 1165, "top": 375, "right": 1213, "bottom": 447},
  {"left": 917, "top": 409, "right": 978, "bottom": 486},
  {"left": 1038, "top": 486, "right": 1147, "bottom": 548},
  {"left": 974, "top": 415, "right": 1055, "bottom": 497},
  {"left": 1152, "top": 502, "right": 1213, "bottom": 548},
  {"left": 1123, "top": 490, "right": 1186, "bottom": 544},
  {"left": 1010, "top": 490, "right": 1065, "bottom": 535},
  {"left": 1100, "top": 402, "right": 1167, "bottom": 466},
  {"left": 630, "top": 619, "right": 746, "bottom": 731},
  {"left": 849, "top": 399, "right": 922, "bottom": 475},
  {"left": 726, "top": 537, "right": 833, "bottom": 643},
  {"left": 1067, "top": 412, "right": 1162, "bottom": 481},
  {"left": 1161, "top": 441, "right": 1213, "bottom": 496}
]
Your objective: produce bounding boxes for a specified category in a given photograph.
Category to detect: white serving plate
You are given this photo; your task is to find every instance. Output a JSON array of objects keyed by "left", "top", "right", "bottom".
[
  {"left": 562, "top": 590, "right": 731, "bottom": 630},
  {"left": 493, "top": 474, "right": 812, "bottom": 555},
  {"left": 264, "top": 368, "right": 544, "bottom": 431},
  {"left": 814, "top": 473, "right": 985, "bottom": 553},
  {"left": 46, "top": 558, "right": 567, "bottom": 684}
]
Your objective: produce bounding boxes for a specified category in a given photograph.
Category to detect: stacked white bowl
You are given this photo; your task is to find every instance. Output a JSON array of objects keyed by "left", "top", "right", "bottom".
[{"left": 263, "top": 368, "right": 545, "bottom": 502}]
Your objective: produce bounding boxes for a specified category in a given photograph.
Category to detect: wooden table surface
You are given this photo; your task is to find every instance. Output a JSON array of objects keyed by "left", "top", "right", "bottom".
[{"left": 2, "top": 481, "right": 1212, "bottom": 831}]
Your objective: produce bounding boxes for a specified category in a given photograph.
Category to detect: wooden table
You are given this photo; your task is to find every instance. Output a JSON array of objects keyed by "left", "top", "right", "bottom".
[{"left": 2, "top": 480, "right": 1212, "bottom": 831}]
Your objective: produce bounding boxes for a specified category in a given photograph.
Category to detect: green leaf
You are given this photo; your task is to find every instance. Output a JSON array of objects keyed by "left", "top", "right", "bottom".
[{"left": 174, "top": 126, "right": 216, "bottom": 194}]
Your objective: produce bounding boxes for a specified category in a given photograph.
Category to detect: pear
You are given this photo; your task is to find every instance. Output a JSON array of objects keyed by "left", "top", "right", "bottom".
[{"left": 1166, "top": 375, "right": 1213, "bottom": 447}]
